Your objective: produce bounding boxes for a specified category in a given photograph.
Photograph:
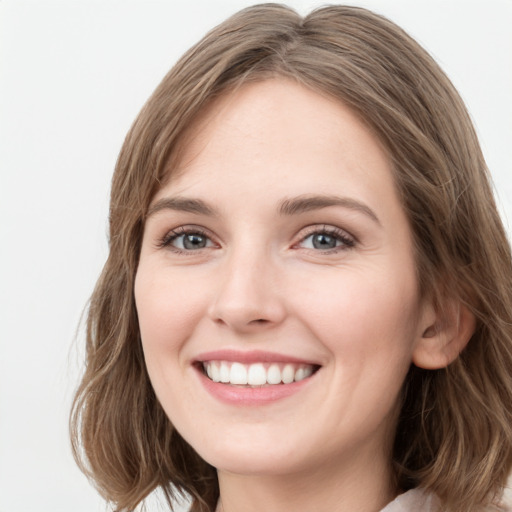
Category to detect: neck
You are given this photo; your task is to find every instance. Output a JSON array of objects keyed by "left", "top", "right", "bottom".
[{"left": 216, "top": 446, "right": 396, "bottom": 512}]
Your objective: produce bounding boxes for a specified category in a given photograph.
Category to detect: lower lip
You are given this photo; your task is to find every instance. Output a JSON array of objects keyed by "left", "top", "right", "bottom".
[{"left": 196, "top": 367, "right": 316, "bottom": 406}]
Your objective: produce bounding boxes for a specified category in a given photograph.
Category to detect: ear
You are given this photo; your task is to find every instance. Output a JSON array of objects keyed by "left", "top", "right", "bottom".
[{"left": 412, "top": 298, "right": 476, "bottom": 370}]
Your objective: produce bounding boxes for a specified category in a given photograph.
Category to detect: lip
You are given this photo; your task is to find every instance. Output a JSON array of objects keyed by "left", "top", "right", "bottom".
[
  {"left": 195, "top": 349, "right": 318, "bottom": 365},
  {"left": 193, "top": 350, "right": 320, "bottom": 406}
]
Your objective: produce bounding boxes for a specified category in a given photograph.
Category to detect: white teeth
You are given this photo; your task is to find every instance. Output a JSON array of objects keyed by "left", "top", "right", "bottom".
[
  {"left": 247, "top": 363, "right": 267, "bottom": 385},
  {"left": 267, "top": 364, "right": 282, "bottom": 385},
  {"left": 219, "top": 362, "right": 230, "bottom": 383},
  {"left": 230, "top": 362, "right": 248, "bottom": 385},
  {"left": 210, "top": 362, "right": 220, "bottom": 382},
  {"left": 282, "top": 364, "right": 295, "bottom": 384},
  {"left": 247, "top": 363, "right": 267, "bottom": 386},
  {"left": 202, "top": 361, "right": 316, "bottom": 386},
  {"left": 295, "top": 367, "right": 306, "bottom": 382}
]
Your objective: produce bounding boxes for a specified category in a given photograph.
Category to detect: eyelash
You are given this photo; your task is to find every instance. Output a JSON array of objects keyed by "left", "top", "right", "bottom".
[
  {"left": 296, "top": 225, "right": 355, "bottom": 252},
  {"left": 157, "top": 225, "right": 356, "bottom": 254},
  {"left": 157, "top": 226, "right": 214, "bottom": 254}
]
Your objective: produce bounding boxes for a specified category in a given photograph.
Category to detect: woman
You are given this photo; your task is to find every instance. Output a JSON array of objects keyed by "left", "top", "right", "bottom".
[{"left": 71, "top": 4, "right": 512, "bottom": 512}]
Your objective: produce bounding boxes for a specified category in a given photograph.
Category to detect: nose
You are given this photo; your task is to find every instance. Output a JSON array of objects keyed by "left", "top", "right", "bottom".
[{"left": 208, "top": 246, "right": 287, "bottom": 332}]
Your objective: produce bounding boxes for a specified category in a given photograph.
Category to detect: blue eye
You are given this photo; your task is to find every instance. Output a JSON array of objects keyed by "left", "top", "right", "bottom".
[
  {"left": 162, "top": 229, "right": 214, "bottom": 251},
  {"left": 176, "top": 233, "right": 210, "bottom": 250},
  {"left": 299, "top": 228, "right": 354, "bottom": 251}
]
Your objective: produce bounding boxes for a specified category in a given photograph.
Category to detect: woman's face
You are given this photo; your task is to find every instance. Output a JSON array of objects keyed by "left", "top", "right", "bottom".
[{"left": 135, "top": 80, "right": 431, "bottom": 479}]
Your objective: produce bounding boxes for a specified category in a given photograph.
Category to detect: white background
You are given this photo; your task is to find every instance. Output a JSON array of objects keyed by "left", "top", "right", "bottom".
[{"left": 1, "top": 1, "right": 511, "bottom": 511}]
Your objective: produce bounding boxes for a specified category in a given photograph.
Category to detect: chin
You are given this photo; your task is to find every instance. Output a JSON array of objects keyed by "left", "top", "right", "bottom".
[
  {"left": 187, "top": 430, "right": 308, "bottom": 476},
  {"left": 208, "top": 452, "right": 304, "bottom": 477}
]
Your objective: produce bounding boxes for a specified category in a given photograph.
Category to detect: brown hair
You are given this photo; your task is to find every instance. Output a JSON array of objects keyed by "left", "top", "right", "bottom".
[{"left": 70, "top": 4, "right": 512, "bottom": 512}]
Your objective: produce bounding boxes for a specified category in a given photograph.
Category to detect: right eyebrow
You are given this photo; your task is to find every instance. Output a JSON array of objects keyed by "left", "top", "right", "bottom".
[
  {"left": 278, "top": 194, "right": 381, "bottom": 225},
  {"left": 146, "top": 196, "right": 218, "bottom": 218}
]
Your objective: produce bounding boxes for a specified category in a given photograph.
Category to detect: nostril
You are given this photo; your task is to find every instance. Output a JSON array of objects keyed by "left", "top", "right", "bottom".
[{"left": 244, "top": 318, "right": 270, "bottom": 326}]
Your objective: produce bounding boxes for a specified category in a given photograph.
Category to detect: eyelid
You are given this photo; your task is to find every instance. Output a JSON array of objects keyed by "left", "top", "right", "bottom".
[
  {"left": 157, "top": 225, "right": 219, "bottom": 252},
  {"left": 293, "top": 224, "right": 356, "bottom": 251},
  {"left": 154, "top": 223, "right": 356, "bottom": 254}
]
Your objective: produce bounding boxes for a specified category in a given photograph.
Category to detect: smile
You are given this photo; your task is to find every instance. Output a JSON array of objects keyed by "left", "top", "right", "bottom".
[
  {"left": 202, "top": 361, "right": 317, "bottom": 386},
  {"left": 194, "top": 351, "right": 321, "bottom": 405}
]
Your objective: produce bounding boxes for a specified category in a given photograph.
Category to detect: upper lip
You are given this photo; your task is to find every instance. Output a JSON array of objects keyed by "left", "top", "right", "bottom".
[{"left": 194, "top": 349, "right": 321, "bottom": 366}]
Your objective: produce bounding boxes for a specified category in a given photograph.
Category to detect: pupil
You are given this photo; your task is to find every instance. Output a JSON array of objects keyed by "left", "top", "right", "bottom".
[
  {"left": 183, "top": 234, "right": 206, "bottom": 249},
  {"left": 312, "top": 233, "right": 336, "bottom": 249}
]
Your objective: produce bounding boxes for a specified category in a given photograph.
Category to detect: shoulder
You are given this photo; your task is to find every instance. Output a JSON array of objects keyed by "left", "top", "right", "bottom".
[
  {"left": 380, "top": 487, "right": 512, "bottom": 512},
  {"left": 379, "top": 489, "right": 439, "bottom": 512},
  {"left": 497, "top": 484, "right": 512, "bottom": 512}
]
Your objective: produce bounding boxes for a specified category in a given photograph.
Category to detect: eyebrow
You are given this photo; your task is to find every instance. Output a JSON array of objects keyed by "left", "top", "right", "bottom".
[
  {"left": 279, "top": 194, "right": 381, "bottom": 225},
  {"left": 147, "top": 193, "right": 380, "bottom": 225},
  {"left": 147, "top": 197, "right": 218, "bottom": 218}
]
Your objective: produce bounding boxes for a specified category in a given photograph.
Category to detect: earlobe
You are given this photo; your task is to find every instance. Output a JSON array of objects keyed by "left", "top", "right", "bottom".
[{"left": 412, "top": 299, "right": 476, "bottom": 370}]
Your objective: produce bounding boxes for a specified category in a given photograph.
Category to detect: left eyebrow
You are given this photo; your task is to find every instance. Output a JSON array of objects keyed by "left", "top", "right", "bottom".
[
  {"left": 278, "top": 194, "right": 381, "bottom": 225},
  {"left": 146, "top": 196, "right": 218, "bottom": 218}
]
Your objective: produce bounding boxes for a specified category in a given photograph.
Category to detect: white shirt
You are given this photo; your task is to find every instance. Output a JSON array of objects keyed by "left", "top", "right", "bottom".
[
  {"left": 379, "top": 489, "right": 438, "bottom": 512},
  {"left": 380, "top": 488, "right": 512, "bottom": 512}
]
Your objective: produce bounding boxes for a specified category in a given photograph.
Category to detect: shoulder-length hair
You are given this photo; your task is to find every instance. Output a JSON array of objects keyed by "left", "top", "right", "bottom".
[{"left": 71, "top": 4, "right": 512, "bottom": 512}]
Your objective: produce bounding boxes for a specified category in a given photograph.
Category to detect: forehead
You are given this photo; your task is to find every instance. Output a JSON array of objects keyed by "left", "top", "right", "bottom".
[{"left": 157, "top": 79, "right": 395, "bottom": 204}]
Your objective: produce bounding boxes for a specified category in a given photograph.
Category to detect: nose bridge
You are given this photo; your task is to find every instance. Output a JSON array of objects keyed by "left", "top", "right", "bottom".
[{"left": 208, "top": 237, "right": 285, "bottom": 330}]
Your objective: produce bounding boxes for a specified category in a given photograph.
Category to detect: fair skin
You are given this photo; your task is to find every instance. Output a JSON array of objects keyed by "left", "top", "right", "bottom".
[{"left": 134, "top": 79, "right": 461, "bottom": 512}]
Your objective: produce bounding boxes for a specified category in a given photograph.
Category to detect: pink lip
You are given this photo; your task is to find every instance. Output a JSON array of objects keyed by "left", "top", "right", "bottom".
[
  {"left": 195, "top": 349, "right": 317, "bottom": 365},
  {"left": 193, "top": 350, "right": 320, "bottom": 406},
  {"left": 196, "top": 369, "right": 315, "bottom": 406}
]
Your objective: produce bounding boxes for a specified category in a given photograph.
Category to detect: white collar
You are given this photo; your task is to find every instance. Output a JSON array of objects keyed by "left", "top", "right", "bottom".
[{"left": 379, "top": 488, "right": 439, "bottom": 512}]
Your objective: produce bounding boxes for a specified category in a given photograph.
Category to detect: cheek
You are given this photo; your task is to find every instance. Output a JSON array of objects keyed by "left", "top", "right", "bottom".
[
  {"left": 134, "top": 267, "right": 208, "bottom": 423},
  {"left": 134, "top": 266, "right": 208, "bottom": 366},
  {"left": 304, "top": 271, "right": 419, "bottom": 426},
  {"left": 295, "top": 265, "right": 420, "bottom": 367}
]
